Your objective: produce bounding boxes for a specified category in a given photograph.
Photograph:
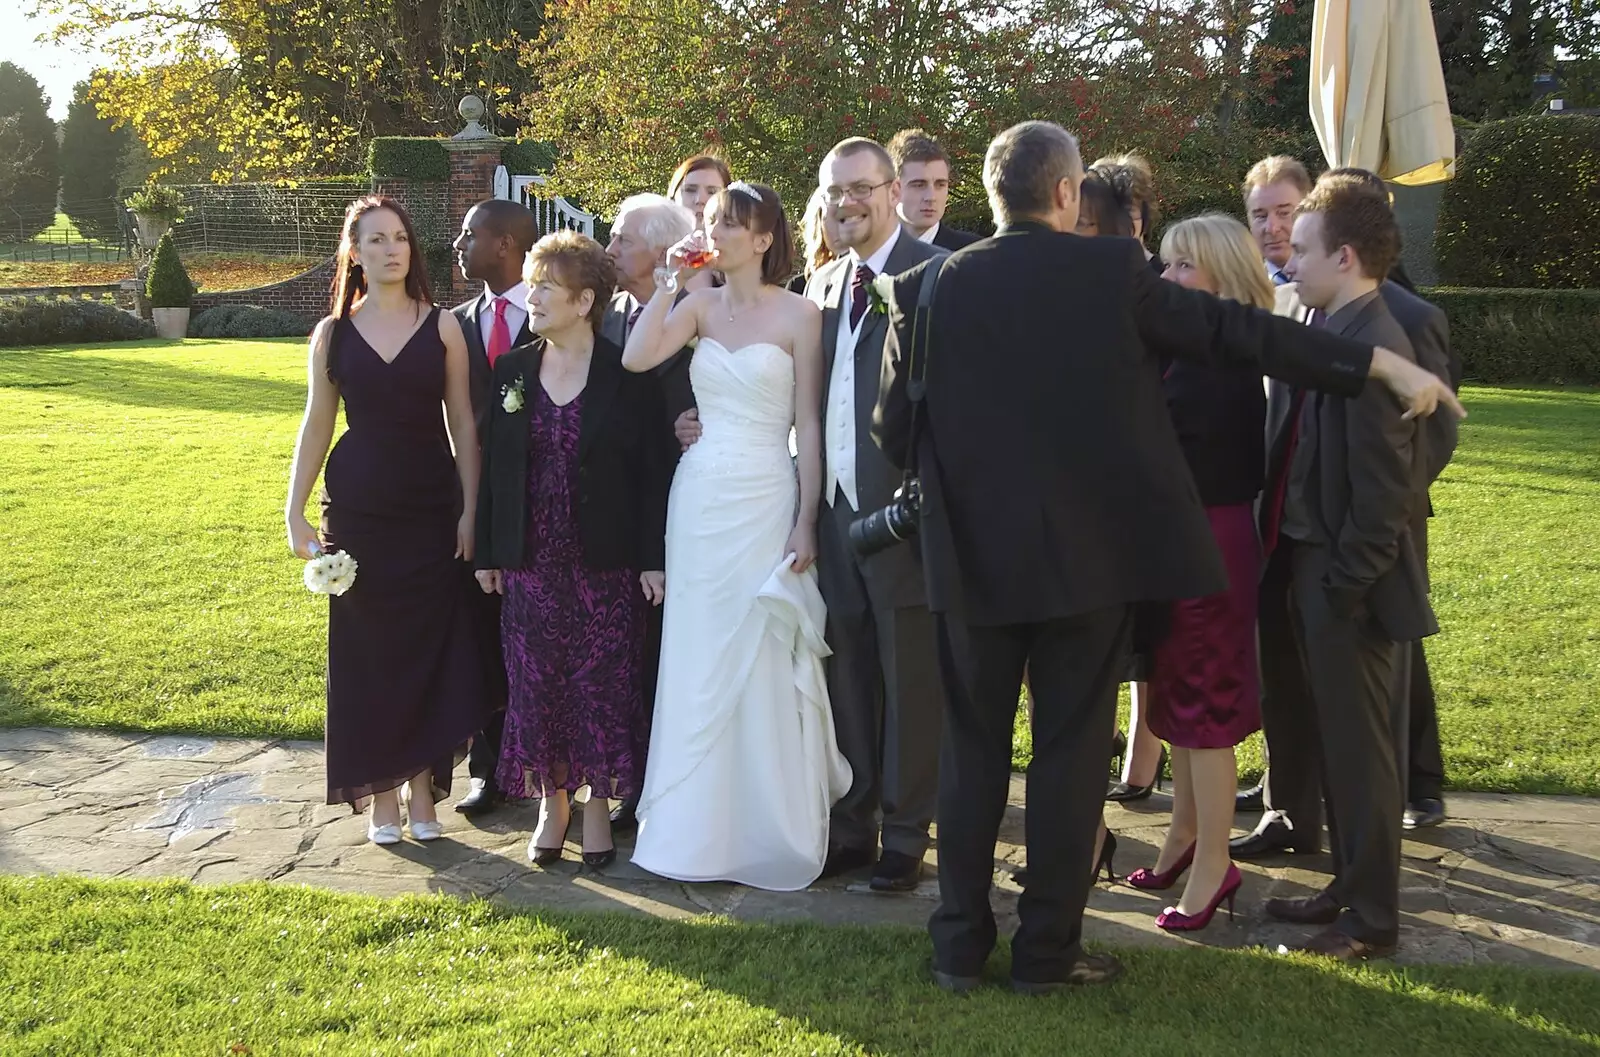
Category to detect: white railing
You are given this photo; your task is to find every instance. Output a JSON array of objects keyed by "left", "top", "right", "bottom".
[{"left": 493, "top": 167, "right": 596, "bottom": 237}]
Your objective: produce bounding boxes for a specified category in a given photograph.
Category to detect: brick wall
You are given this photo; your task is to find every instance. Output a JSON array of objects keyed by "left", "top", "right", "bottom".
[{"left": 191, "top": 257, "right": 338, "bottom": 323}]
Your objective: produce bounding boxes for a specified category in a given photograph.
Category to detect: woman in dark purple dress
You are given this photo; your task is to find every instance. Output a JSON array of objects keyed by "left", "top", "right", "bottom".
[
  {"left": 285, "top": 195, "right": 487, "bottom": 845},
  {"left": 475, "top": 231, "right": 674, "bottom": 869},
  {"left": 1121, "top": 214, "right": 1275, "bottom": 931}
]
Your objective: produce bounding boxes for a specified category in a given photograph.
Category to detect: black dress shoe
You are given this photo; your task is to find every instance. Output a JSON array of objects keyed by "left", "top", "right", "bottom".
[
  {"left": 1106, "top": 747, "right": 1167, "bottom": 802},
  {"left": 1011, "top": 952, "right": 1123, "bottom": 993},
  {"left": 820, "top": 845, "right": 874, "bottom": 879},
  {"left": 454, "top": 779, "right": 502, "bottom": 816},
  {"left": 609, "top": 800, "right": 639, "bottom": 834},
  {"left": 1286, "top": 927, "right": 1396, "bottom": 962},
  {"left": 1230, "top": 816, "right": 1319, "bottom": 859},
  {"left": 870, "top": 850, "right": 923, "bottom": 892},
  {"left": 930, "top": 963, "right": 982, "bottom": 994},
  {"left": 1264, "top": 890, "right": 1341, "bottom": 925},
  {"left": 1235, "top": 784, "right": 1264, "bottom": 813},
  {"left": 1404, "top": 797, "right": 1445, "bottom": 830}
]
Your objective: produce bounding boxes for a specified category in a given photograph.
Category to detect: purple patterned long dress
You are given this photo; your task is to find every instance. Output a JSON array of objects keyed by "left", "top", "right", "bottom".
[{"left": 496, "top": 386, "right": 647, "bottom": 800}]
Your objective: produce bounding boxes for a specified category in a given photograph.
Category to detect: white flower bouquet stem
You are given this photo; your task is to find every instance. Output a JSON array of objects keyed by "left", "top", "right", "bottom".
[{"left": 303, "top": 542, "right": 358, "bottom": 596}]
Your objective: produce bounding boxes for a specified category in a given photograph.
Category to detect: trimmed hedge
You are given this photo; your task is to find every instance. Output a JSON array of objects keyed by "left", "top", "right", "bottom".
[
  {"left": 1437, "top": 116, "right": 1600, "bottom": 289},
  {"left": 1425, "top": 287, "right": 1600, "bottom": 385},
  {"left": 500, "top": 139, "right": 558, "bottom": 175},
  {"left": 368, "top": 138, "right": 450, "bottom": 181},
  {"left": 188, "top": 304, "right": 312, "bottom": 339},
  {"left": 0, "top": 298, "right": 155, "bottom": 347}
]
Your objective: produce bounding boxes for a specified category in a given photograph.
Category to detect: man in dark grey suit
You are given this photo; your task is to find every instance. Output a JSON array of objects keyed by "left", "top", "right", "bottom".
[
  {"left": 449, "top": 198, "right": 538, "bottom": 816},
  {"left": 1258, "top": 180, "right": 1439, "bottom": 960},
  {"left": 888, "top": 128, "right": 981, "bottom": 251},
  {"left": 809, "top": 137, "right": 948, "bottom": 891},
  {"left": 598, "top": 191, "right": 696, "bottom": 833}
]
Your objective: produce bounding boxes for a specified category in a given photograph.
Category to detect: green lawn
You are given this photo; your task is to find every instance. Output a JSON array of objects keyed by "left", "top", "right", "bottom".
[
  {"left": 3, "top": 876, "right": 1598, "bottom": 1056},
  {"left": 1, "top": 340, "right": 1598, "bottom": 792}
]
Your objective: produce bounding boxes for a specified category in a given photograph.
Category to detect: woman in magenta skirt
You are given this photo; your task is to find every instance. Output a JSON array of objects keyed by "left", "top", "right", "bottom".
[{"left": 1124, "top": 214, "right": 1275, "bottom": 930}]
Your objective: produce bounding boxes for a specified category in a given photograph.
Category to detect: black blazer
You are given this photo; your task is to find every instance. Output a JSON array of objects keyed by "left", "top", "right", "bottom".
[
  {"left": 1162, "top": 356, "right": 1266, "bottom": 507},
  {"left": 931, "top": 225, "right": 981, "bottom": 251},
  {"left": 476, "top": 336, "right": 676, "bottom": 573},
  {"left": 873, "top": 221, "right": 1373, "bottom": 627},
  {"left": 1380, "top": 281, "right": 1459, "bottom": 489},
  {"left": 453, "top": 293, "right": 533, "bottom": 445},
  {"left": 1265, "top": 293, "right": 1437, "bottom": 641}
]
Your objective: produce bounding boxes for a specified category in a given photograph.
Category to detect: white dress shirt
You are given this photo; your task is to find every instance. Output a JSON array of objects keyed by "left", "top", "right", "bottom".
[
  {"left": 913, "top": 221, "right": 941, "bottom": 245},
  {"left": 479, "top": 281, "right": 530, "bottom": 349},
  {"left": 825, "top": 226, "right": 901, "bottom": 511}
]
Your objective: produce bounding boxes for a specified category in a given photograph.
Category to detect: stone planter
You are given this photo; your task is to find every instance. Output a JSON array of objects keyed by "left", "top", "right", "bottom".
[
  {"left": 152, "top": 307, "right": 190, "bottom": 340},
  {"left": 132, "top": 212, "right": 172, "bottom": 250}
]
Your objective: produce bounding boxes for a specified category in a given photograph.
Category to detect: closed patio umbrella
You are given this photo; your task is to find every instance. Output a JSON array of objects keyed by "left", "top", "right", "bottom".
[{"left": 1309, "top": 0, "right": 1455, "bottom": 184}]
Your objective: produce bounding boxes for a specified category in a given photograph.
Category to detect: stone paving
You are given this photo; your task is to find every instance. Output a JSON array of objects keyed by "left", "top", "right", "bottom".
[{"left": 3, "top": 727, "right": 1598, "bottom": 973}]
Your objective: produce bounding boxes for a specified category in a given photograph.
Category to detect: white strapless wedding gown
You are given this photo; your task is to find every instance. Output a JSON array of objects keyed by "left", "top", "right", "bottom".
[{"left": 632, "top": 339, "right": 852, "bottom": 891}]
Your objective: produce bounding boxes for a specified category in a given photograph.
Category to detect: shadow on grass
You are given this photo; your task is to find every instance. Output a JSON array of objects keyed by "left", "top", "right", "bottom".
[{"left": 0, "top": 346, "right": 304, "bottom": 417}]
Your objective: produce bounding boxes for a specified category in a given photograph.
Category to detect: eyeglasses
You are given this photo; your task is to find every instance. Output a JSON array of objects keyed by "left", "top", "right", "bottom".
[{"left": 822, "top": 179, "right": 894, "bottom": 205}]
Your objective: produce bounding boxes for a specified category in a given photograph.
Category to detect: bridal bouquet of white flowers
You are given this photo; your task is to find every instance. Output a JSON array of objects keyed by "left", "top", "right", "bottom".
[{"left": 303, "top": 544, "right": 358, "bottom": 596}]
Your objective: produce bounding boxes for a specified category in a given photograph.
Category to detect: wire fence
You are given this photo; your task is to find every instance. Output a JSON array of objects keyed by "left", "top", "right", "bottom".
[{"left": 0, "top": 181, "right": 374, "bottom": 265}]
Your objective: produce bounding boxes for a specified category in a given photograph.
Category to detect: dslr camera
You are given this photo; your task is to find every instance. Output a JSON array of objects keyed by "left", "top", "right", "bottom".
[{"left": 849, "top": 478, "right": 921, "bottom": 557}]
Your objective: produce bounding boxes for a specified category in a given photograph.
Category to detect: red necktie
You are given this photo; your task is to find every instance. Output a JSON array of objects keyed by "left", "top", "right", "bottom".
[
  {"left": 1259, "top": 309, "right": 1325, "bottom": 556},
  {"left": 486, "top": 297, "right": 511, "bottom": 367},
  {"left": 849, "top": 263, "right": 875, "bottom": 331}
]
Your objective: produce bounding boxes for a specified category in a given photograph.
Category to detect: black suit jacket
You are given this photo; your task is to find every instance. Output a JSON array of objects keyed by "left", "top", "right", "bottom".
[
  {"left": 930, "top": 225, "right": 980, "bottom": 252},
  {"left": 476, "top": 336, "right": 676, "bottom": 573},
  {"left": 601, "top": 289, "right": 697, "bottom": 428},
  {"left": 454, "top": 293, "right": 533, "bottom": 445},
  {"left": 873, "top": 221, "right": 1373, "bottom": 627},
  {"left": 1162, "top": 355, "right": 1266, "bottom": 507},
  {"left": 1267, "top": 293, "right": 1438, "bottom": 640},
  {"left": 808, "top": 230, "right": 947, "bottom": 609},
  {"left": 1380, "top": 281, "right": 1459, "bottom": 488}
]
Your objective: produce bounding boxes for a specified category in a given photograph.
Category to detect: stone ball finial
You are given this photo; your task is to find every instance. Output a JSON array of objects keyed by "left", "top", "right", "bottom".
[{"left": 459, "top": 94, "right": 486, "bottom": 123}]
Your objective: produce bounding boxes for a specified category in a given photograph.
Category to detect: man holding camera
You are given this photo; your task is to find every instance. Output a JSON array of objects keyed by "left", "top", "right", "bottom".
[{"left": 874, "top": 121, "right": 1463, "bottom": 992}]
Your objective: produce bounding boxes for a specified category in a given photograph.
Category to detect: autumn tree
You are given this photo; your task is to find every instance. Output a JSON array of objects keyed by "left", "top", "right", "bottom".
[{"left": 33, "top": 0, "right": 544, "bottom": 181}]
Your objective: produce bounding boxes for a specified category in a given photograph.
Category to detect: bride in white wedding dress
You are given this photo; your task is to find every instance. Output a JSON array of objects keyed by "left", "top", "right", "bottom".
[{"left": 621, "top": 181, "right": 851, "bottom": 891}]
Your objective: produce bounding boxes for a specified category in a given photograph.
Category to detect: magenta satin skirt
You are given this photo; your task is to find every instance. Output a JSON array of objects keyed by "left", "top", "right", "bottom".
[{"left": 1147, "top": 502, "right": 1262, "bottom": 750}]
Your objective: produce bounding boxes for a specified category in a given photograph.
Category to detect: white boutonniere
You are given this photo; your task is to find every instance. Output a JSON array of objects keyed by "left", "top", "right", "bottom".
[
  {"left": 501, "top": 375, "right": 526, "bottom": 414},
  {"left": 868, "top": 273, "right": 894, "bottom": 317},
  {"left": 303, "top": 545, "right": 358, "bottom": 596}
]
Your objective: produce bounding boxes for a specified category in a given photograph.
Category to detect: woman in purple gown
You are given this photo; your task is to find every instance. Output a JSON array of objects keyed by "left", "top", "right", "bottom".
[
  {"left": 285, "top": 195, "right": 487, "bottom": 845},
  {"left": 474, "top": 231, "right": 675, "bottom": 868}
]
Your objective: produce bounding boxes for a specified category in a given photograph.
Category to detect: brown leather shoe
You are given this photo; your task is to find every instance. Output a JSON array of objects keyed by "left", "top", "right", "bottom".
[
  {"left": 1011, "top": 952, "right": 1123, "bottom": 993},
  {"left": 1264, "top": 891, "right": 1341, "bottom": 925},
  {"left": 1287, "top": 927, "right": 1396, "bottom": 962}
]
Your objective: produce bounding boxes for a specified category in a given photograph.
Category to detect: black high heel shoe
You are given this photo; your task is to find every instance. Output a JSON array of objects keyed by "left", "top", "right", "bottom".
[
  {"left": 1012, "top": 830, "right": 1118, "bottom": 888},
  {"left": 582, "top": 848, "right": 617, "bottom": 869},
  {"left": 1105, "top": 746, "right": 1167, "bottom": 802}
]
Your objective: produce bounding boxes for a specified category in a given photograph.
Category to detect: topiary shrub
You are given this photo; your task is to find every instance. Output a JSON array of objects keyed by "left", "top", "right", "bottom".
[
  {"left": 367, "top": 138, "right": 450, "bottom": 181},
  {"left": 146, "top": 232, "right": 196, "bottom": 309},
  {"left": 499, "top": 139, "right": 558, "bottom": 175},
  {"left": 188, "top": 304, "right": 312, "bottom": 338},
  {"left": 0, "top": 298, "right": 156, "bottom": 347},
  {"left": 1425, "top": 287, "right": 1600, "bottom": 384},
  {"left": 1436, "top": 116, "right": 1600, "bottom": 289}
]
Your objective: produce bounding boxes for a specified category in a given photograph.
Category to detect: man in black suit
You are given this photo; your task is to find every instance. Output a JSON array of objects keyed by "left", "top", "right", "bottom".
[
  {"left": 888, "top": 129, "right": 980, "bottom": 251},
  {"left": 449, "top": 198, "right": 539, "bottom": 817},
  {"left": 807, "top": 137, "right": 948, "bottom": 893},
  {"left": 1235, "top": 171, "right": 1461, "bottom": 857},
  {"left": 873, "top": 121, "right": 1460, "bottom": 990},
  {"left": 598, "top": 191, "right": 695, "bottom": 834},
  {"left": 1254, "top": 180, "right": 1440, "bottom": 960}
]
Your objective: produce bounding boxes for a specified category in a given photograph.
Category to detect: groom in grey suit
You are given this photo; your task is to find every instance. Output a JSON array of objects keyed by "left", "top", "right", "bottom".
[{"left": 808, "top": 138, "right": 948, "bottom": 891}]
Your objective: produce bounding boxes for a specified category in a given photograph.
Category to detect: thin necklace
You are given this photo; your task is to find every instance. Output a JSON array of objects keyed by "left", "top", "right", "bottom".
[{"left": 725, "top": 286, "right": 763, "bottom": 323}]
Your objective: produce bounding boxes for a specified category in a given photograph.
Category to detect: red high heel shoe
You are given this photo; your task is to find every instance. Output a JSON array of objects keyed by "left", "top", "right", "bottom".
[
  {"left": 1155, "top": 864, "right": 1243, "bottom": 932},
  {"left": 1126, "top": 842, "right": 1195, "bottom": 891}
]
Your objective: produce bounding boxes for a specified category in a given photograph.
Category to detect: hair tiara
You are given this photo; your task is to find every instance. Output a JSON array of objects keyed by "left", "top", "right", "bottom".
[{"left": 728, "top": 181, "right": 764, "bottom": 202}]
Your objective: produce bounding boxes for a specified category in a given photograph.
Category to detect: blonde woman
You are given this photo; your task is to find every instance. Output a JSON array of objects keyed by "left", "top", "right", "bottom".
[
  {"left": 1123, "top": 213, "right": 1273, "bottom": 932},
  {"left": 788, "top": 186, "right": 841, "bottom": 294}
]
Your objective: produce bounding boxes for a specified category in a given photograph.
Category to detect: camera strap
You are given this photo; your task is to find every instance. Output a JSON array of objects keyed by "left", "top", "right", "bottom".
[{"left": 901, "top": 254, "right": 948, "bottom": 480}]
